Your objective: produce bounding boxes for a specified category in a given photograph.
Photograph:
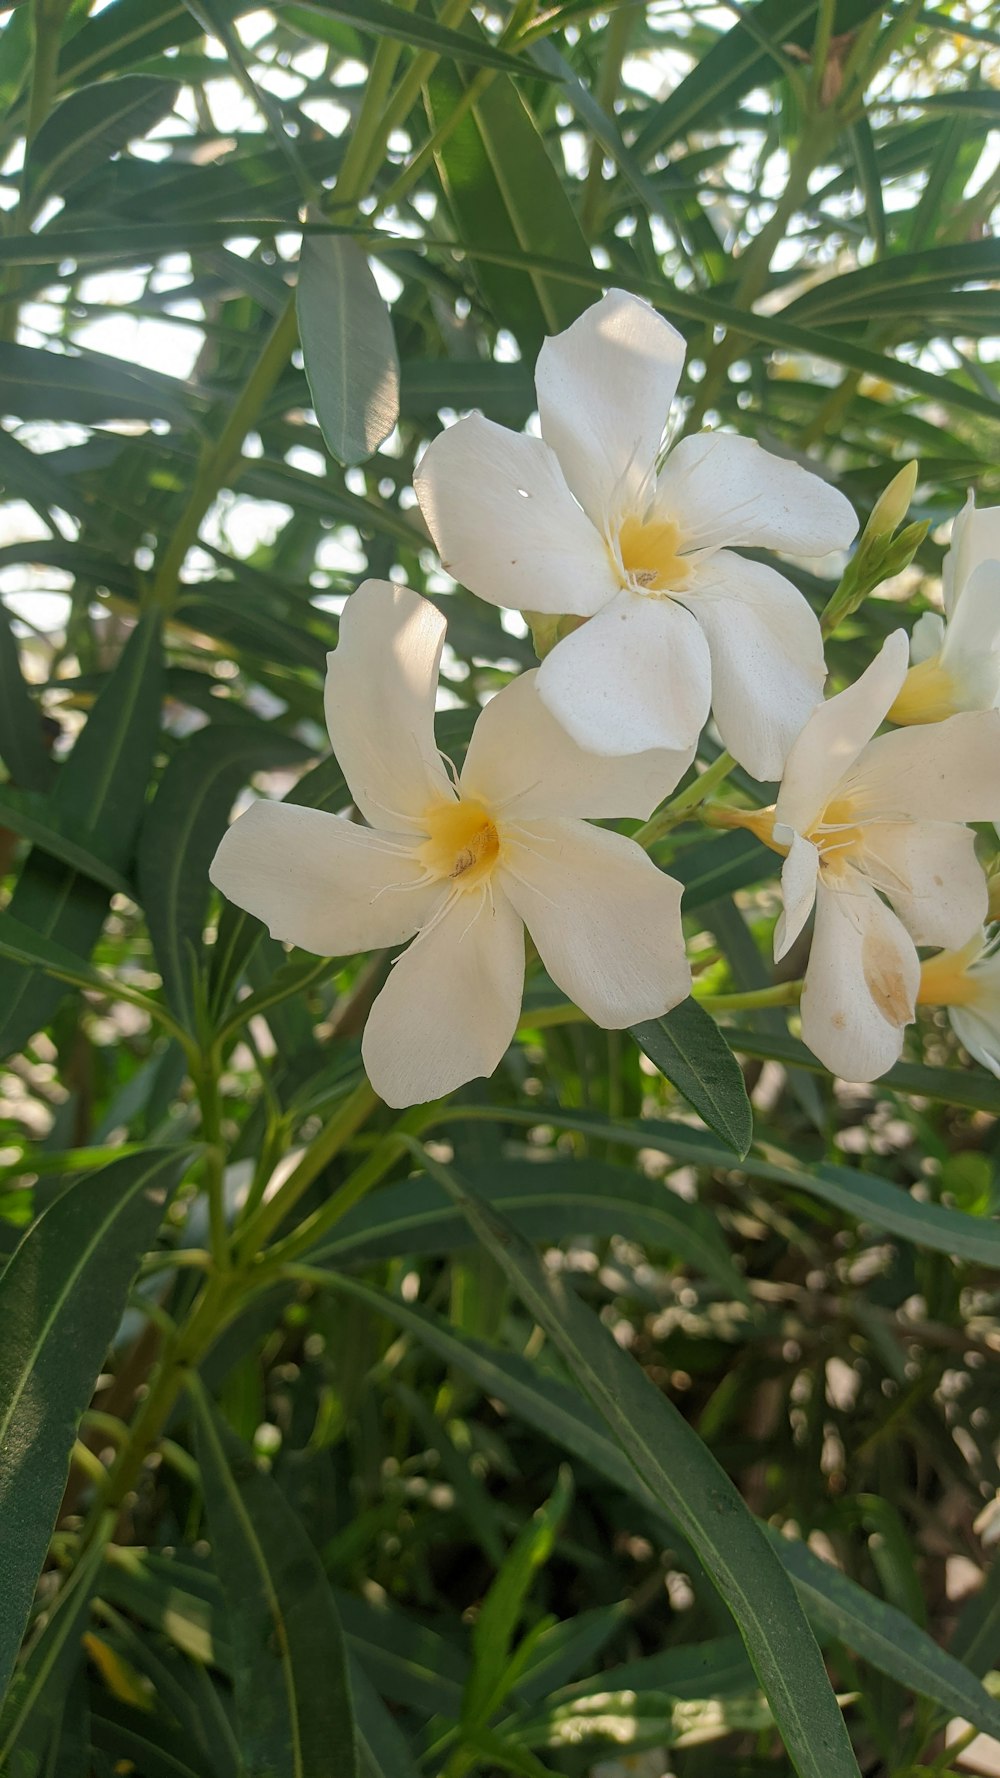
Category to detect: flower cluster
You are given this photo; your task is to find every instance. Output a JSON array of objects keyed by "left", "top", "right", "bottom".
[{"left": 211, "top": 290, "right": 1000, "bottom": 1107}]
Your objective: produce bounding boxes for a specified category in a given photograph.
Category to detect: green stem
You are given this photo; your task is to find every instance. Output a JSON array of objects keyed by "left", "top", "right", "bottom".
[
  {"left": 259, "top": 1101, "right": 437, "bottom": 1271},
  {"left": 634, "top": 749, "right": 737, "bottom": 848},
  {"left": 235, "top": 1077, "right": 379, "bottom": 1262},
  {"left": 192, "top": 1052, "right": 231, "bottom": 1272}
]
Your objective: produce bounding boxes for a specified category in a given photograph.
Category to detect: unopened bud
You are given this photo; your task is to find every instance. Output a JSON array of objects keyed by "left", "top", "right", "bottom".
[{"left": 866, "top": 461, "right": 918, "bottom": 541}]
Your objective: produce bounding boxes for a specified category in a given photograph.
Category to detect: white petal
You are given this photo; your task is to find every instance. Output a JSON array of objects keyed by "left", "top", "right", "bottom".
[
  {"left": 362, "top": 885, "right": 525, "bottom": 1107},
  {"left": 413, "top": 413, "right": 618, "bottom": 618},
  {"left": 324, "top": 580, "right": 454, "bottom": 830},
  {"left": 536, "top": 590, "right": 711, "bottom": 756},
  {"left": 945, "top": 496, "right": 1000, "bottom": 616},
  {"left": 800, "top": 874, "right": 918, "bottom": 1081},
  {"left": 459, "top": 668, "right": 692, "bottom": 822},
  {"left": 775, "top": 832, "right": 819, "bottom": 962},
  {"left": 655, "top": 432, "right": 857, "bottom": 556},
  {"left": 681, "top": 553, "right": 826, "bottom": 780},
  {"left": 949, "top": 1005, "right": 1000, "bottom": 1078},
  {"left": 910, "top": 610, "right": 945, "bottom": 664},
  {"left": 844, "top": 709, "right": 1000, "bottom": 823},
  {"left": 500, "top": 819, "right": 689, "bottom": 1027},
  {"left": 210, "top": 801, "right": 439, "bottom": 954},
  {"left": 535, "top": 288, "right": 685, "bottom": 525},
  {"left": 940, "top": 561, "right": 1000, "bottom": 707},
  {"left": 774, "top": 630, "right": 909, "bottom": 838},
  {"left": 862, "top": 821, "right": 986, "bottom": 948}
]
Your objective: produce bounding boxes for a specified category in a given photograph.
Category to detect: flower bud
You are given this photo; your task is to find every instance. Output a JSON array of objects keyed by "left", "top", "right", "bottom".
[{"left": 865, "top": 461, "right": 918, "bottom": 542}]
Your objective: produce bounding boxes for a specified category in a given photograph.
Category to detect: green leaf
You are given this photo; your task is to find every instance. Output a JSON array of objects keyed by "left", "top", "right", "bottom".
[
  {"left": 630, "top": 998, "right": 753, "bottom": 1158},
  {"left": 425, "top": 60, "right": 592, "bottom": 357},
  {"left": 0, "top": 611, "right": 163, "bottom": 1059},
  {"left": 463, "top": 1468, "right": 573, "bottom": 1728},
  {"left": 0, "top": 786, "right": 133, "bottom": 897},
  {"left": 313, "top": 1157, "right": 745, "bottom": 1299},
  {"left": 419, "top": 1156, "right": 862, "bottom": 1778},
  {"left": 349, "top": 1659, "right": 421, "bottom": 1778},
  {"left": 137, "top": 721, "right": 310, "bottom": 1021},
  {"left": 324, "top": 1275, "right": 1000, "bottom": 1745},
  {"left": 26, "top": 76, "right": 180, "bottom": 202},
  {"left": 290, "top": 0, "right": 557, "bottom": 77},
  {"left": 769, "top": 1532, "right": 1000, "bottom": 1744},
  {"left": 0, "top": 602, "right": 54, "bottom": 793},
  {"left": 0, "top": 1533, "right": 107, "bottom": 1778},
  {"left": 191, "top": 1386, "right": 360, "bottom": 1778},
  {"left": 0, "top": 342, "right": 197, "bottom": 427},
  {"left": 297, "top": 233, "right": 400, "bottom": 465},
  {"left": 0, "top": 1148, "right": 188, "bottom": 1701},
  {"left": 722, "top": 1023, "right": 1000, "bottom": 1116}
]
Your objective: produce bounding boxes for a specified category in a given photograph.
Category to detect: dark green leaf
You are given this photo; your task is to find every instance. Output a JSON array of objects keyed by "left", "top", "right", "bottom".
[
  {"left": 631, "top": 998, "right": 753, "bottom": 1157},
  {"left": 422, "top": 1157, "right": 862, "bottom": 1778},
  {"left": 191, "top": 1387, "right": 359, "bottom": 1778},
  {"left": 27, "top": 77, "right": 180, "bottom": 202},
  {"left": 0, "top": 1148, "right": 188, "bottom": 1700},
  {"left": 0, "top": 1535, "right": 107, "bottom": 1778},
  {"left": 288, "top": 0, "right": 557, "bottom": 77}
]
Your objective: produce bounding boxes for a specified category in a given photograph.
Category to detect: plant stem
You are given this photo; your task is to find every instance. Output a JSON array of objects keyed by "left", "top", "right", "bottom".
[
  {"left": 581, "top": 1, "right": 633, "bottom": 236},
  {"left": 234, "top": 1077, "right": 380, "bottom": 1262},
  {"left": 635, "top": 749, "right": 737, "bottom": 848}
]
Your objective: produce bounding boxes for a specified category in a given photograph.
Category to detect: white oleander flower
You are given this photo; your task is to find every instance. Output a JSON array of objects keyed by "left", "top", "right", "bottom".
[
  {"left": 769, "top": 630, "right": 1000, "bottom": 1082},
  {"left": 414, "top": 288, "right": 857, "bottom": 779},
  {"left": 210, "top": 581, "right": 692, "bottom": 1108},
  {"left": 918, "top": 930, "right": 1000, "bottom": 1079},
  {"left": 890, "top": 496, "right": 1000, "bottom": 725}
]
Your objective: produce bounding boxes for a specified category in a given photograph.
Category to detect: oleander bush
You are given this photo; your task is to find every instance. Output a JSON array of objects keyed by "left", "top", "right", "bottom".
[{"left": 1, "top": 3, "right": 1000, "bottom": 1775}]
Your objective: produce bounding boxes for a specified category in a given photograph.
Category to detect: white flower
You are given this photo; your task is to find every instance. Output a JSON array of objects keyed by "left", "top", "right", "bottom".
[
  {"left": 210, "top": 581, "right": 692, "bottom": 1108},
  {"left": 770, "top": 630, "right": 1000, "bottom": 1082},
  {"left": 890, "top": 496, "right": 1000, "bottom": 725},
  {"left": 918, "top": 930, "right": 1000, "bottom": 1078},
  {"left": 414, "top": 289, "right": 857, "bottom": 779}
]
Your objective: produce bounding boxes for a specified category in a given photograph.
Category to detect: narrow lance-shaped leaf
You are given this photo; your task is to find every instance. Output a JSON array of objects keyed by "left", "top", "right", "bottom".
[
  {"left": 0, "top": 1147, "right": 190, "bottom": 1701},
  {"left": 297, "top": 231, "right": 399, "bottom": 465},
  {"left": 322, "top": 1274, "right": 1000, "bottom": 1749},
  {"left": 631, "top": 997, "right": 753, "bottom": 1158},
  {"left": 0, "top": 610, "right": 163, "bottom": 1060},
  {"left": 418, "top": 1152, "right": 861, "bottom": 1778},
  {"left": 191, "top": 1385, "right": 360, "bottom": 1778},
  {"left": 0, "top": 1532, "right": 108, "bottom": 1778}
]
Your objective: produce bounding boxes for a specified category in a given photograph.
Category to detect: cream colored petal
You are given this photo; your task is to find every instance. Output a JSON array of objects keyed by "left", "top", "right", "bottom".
[
  {"left": 945, "top": 495, "right": 1000, "bottom": 616},
  {"left": 775, "top": 832, "right": 819, "bottom": 962},
  {"left": 949, "top": 1005, "right": 1000, "bottom": 1078},
  {"left": 844, "top": 708, "right": 1000, "bottom": 823},
  {"left": 800, "top": 873, "right": 918, "bottom": 1081},
  {"left": 774, "top": 630, "right": 909, "bottom": 838},
  {"left": 536, "top": 589, "right": 712, "bottom": 756},
  {"left": 361, "top": 884, "right": 525, "bottom": 1107},
  {"left": 324, "top": 580, "right": 454, "bottom": 831},
  {"left": 680, "top": 553, "right": 826, "bottom": 780},
  {"left": 910, "top": 611, "right": 945, "bottom": 664},
  {"left": 862, "top": 820, "right": 987, "bottom": 949},
  {"left": 459, "top": 668, "right": 692, "bottom": 822},
  {"left": 535, "top": 288, "right": 685, "bottom": 526},
  {"left": 209, "top": 800, "right": 440, "bottom": 955},
  {"left": 499, "top": 819, "right": 690, "bottom": 1027},
  {"left": 413, "top": 414, "right": 618, "bottom": 618},
  {"left": 655, "top": 432, "right": 857, "bottom": 556},
  {"left": 939, "top": 561, "right": 1000, "bottom": 707}
]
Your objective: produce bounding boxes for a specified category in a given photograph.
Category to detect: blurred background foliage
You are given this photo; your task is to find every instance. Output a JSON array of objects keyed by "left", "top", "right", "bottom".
[{"left": 1, "top": 0, "right": 1000, "bottom": 1774}]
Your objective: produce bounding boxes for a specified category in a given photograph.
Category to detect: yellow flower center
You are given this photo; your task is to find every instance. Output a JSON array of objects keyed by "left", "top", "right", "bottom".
[
  {"left": 617, "top": 515, "right": 688, "bottom": 592},
  {"left": 887, "top": 653, "right": 961, "bottom": 726},
  {"left": 808, "top": 796, "right": 866, "bottom": 871},
  {"left": 916, "top": 937, "right": 984, "bottom": 1008},
  {"left": 419, "top": 798, "right": 500, "bottom": 889}
]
